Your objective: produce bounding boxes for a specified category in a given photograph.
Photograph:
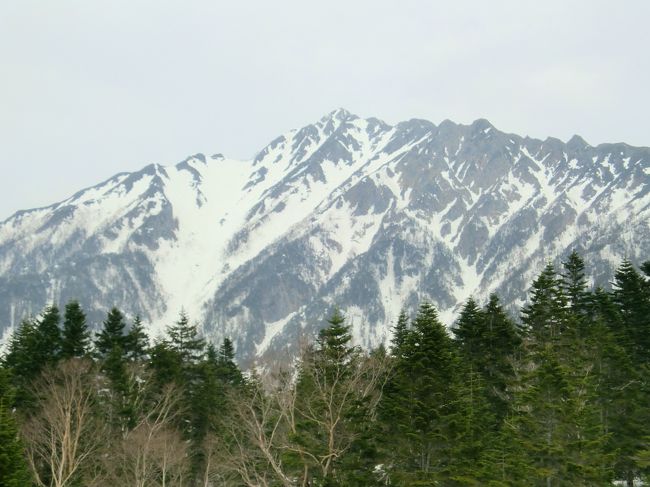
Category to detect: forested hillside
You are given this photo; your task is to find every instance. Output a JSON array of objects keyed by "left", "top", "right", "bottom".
[{"left": 2, "top": 252, "right": 650, "bottom": 486}]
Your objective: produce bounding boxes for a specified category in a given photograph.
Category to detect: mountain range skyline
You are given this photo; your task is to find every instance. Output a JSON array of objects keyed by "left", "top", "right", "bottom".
[
  {"left": 0, "top": 108, "right": 648, "bottom": 363},
  {"left": 3, "top": 107, "right": 647, "bottom": 222}
]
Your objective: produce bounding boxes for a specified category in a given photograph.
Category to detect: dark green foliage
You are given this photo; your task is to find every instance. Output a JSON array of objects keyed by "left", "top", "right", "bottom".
[
  {"left": 316, "top": 306, "right": 354, "bottom": 364},
  {"left": 2, "top": 319, "right": 41, "bottom": 386},
  {"left": 612, "top": 259, "right": 650, "bottom": 362},
  {"left": 4, "top": 307, "right": 63, "bottom": 409},
  {"left": 124, "top": 315, "right": 149, "bottom": 361},
  {"left": 35, "top": 304, "right": 62, "bottom": 363},
  {"left": 1, "top": 253, "right": 650, "bottom": 486},
  {"left": 596, "top": 265, "right": 650, "bottom": 484},
  {"left": 562, "top": 250, "right": 589, "bottom": 314},
  {"left": 166, "top": 311, "right": 206, "bottom": 365},
  {"left": 521, "top": 263, "right": 567, "bottom": 342},
  {"left": 216, "top": 338, "right": 244, "bottom": 386},
  {"left": 149, "top": 340, "right": 182, "bottom": 386},
  {"left": 0, "top": 368, "right": 31, "bottom": 486},
  {"left": 502, "top": 262, "right": 613, "bottom": 485},
  {"left": 453, "top": 297, "right": 484, "bottom": 358},
  {"left": 94, "top": 307, "right": 127, "bottom": 358},
  {"left": 503, "top": 343, "right": 611, "bottom": 486},
  {"left": 480, "top": 294, "right": 521, "bottom": 420},
  {"left": 453, "top": 294, "right": 521, "bottom": 436},
  {"left": 391, "top": 309, "right": 410, "bottom": 355},
  {"left": 61, "top": 300, "right": 90, "bottom": 359},
  {"left": 381, "top": 301, "right": 460, "bottom": 483}
]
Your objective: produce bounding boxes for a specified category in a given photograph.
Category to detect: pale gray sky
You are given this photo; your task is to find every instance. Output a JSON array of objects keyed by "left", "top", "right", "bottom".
[{"left": 1, "top": 0, "right": 649, "bottom": 220}]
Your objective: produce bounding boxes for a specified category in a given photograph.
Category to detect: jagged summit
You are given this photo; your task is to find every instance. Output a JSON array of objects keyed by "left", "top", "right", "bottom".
[
  {"left": 322, "top": 107, "right": 355, "bottom": 121},
  {"left": 567, "top": 134, "right": 590, "bottom": 148},
  {"left": 0, "top": 110, "right": 649, "bottom": 364}
]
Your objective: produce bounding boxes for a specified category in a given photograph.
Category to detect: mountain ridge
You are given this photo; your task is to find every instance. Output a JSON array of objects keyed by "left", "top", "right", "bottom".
[{"left": 1, "top": 109, "right": 649, "bottom": 363}]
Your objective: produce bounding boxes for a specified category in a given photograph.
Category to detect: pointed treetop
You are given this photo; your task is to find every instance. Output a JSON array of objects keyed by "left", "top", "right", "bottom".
[
  {"left": 61, "top": 300, "right": 90, "bottom": 359},
  {"left": 95, "top": 307, "right": 127, "bottom": 358},
  {"left": 522, "top": 262, "right": 568, "bottom": 341},
  {"left": 125, "top": 315, "right": 149, "bottom": 361},
  {"left": 216, "top": 338, "right": 243, "bottom": 386},
  {"left": 453, "top": 297, "right": 484, "bottom": 354},
  {"left": 317, "top": 307, "right": 354, "bottom": 364},
  {"left": 166, "top": 311, "right": 206, "bottom": 364},
  {"left": 561, "top": 250, "right": 588, "bottom": 312},
  {"left": 36, "top": 304, "right": 62, "bottom": 363},
  {"left": 391, "top": 309, "right": 410, "bottom": 356}
]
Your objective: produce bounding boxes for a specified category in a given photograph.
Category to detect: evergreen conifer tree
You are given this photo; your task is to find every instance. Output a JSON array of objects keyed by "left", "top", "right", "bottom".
[
  {"left": 502, "top": 265, "right": 612, "bottom": 485},
  {"left": 0, "top": 367, "right": 31, "bottom": 486},
  {"left": 124, "top": 315, "right": 149, "bottom": 362},
  {"left": 94, "top": 308, "right": 135, "bottom": 430},
  {"left": 381, "top": 301, "right": 460, "bottom": 484},
  {"left": 95, "top": 307, "right": 128, "bottom": 358},
  {"left": 316, "top": 307, "right": 354, "bottom": 365},
  {"left": 166, "top": 311, "right": 206, "bottom": 365},
  {"left": 390, "top": 309, "right": 410, "bottom": 356},
  {"left": 612, "top": 259, "right": 650, "bottom": 363},
  {"left": 35, "top": 304, "right": 62, "bottom": 364},
  {"left": 216, "top": 338, "right": 243, "bottom": 386},
  {"left": 601, "top": 262, "right": 650, "bottom": 485},
  {"left": 561, "top": 250, "right": 589, "bottom": 315},
  {"left": 503, "top": 344, "right": 610, "bottom": 485},
  {"left": 149, "top": 341, "right": 182, "bottom": 387},
  {"left": 454, "top": 294, "right": 520, "bottom": 425},
  {"left": 60, "top": 300, "right": 90, "bottom": 359},
  {"left": 521, "top": 263, "right": 567, "bottom": 343},
  {"left": 2, "top": 319, "right": 41, "bottom": 388},
  {"left": 453, "top": 297, "right": 484, "bottom": 359}
]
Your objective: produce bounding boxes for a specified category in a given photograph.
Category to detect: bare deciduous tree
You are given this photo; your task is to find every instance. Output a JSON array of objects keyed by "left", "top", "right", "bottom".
[
  {"left": 103, "top": 382, "right": 190, "bottom": 487},
  {"left": 22, "top": 359, "right": 105, "bottom": 487},
  {"left": 210, "top": 350, "right": 390, "bottom": 486},
  {"left": 288, "top": 349, "right": 390, "bottom": 483}
]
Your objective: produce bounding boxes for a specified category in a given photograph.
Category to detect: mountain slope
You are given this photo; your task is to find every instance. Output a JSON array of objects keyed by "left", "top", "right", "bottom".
[{"left": 1, "top": 109, "right": 649, "bottom": 362}]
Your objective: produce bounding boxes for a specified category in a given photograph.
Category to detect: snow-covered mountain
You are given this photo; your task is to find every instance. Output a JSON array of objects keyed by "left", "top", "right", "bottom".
[{"left": 1, "top": 109, "right": 649, "bottom": 363}]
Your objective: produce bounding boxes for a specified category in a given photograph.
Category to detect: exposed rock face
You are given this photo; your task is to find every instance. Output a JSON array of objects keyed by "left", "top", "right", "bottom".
[{"left": 1, "top": 109, "right": 649, "bottom": 363}]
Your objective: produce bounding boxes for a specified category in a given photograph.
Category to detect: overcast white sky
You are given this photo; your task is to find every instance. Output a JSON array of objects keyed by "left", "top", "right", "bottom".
[{"left": 1, "top": 0, "right": 649, "bottom": 220}]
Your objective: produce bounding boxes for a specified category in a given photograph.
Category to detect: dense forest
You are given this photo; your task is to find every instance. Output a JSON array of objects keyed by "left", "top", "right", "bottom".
[{"left": 2, "top": 251, "right": 650, "bottom": 486}]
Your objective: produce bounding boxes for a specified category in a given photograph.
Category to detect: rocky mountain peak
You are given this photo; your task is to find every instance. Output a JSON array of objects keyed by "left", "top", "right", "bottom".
[{"left": 0, "top": 110, "right": 648, "bottom": 365}]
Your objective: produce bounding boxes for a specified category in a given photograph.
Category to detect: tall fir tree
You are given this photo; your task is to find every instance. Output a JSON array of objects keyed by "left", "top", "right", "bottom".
[
  {"left": 561, "top": 250, "right": 589, "bottom": 315},
  {"left": 612, "top": 259, "right": 650, "bottom": 363},
  {"left": 94, "top": 307, "right": 133, "bottom": 431},
  {"left": 0, "top": 367, "right": 31, "bottom": 487},
  {"left": 502, "top": 343, "right": 611, "bottom": 486},
  {"left": 521, "top": 263, "right": 567, "bottom": 343},
  {"left": 499, "top": 264, "right": 612, "bottom": 485},
  {"left": 2, "top": 319, "right": 42, "bottom": 406},
  {"left": 453, "top": 297, "right": 484, "bottom": 359},
  {"left": 454, "top": 294, "right": 520, "bottom": 426},
  {"left": 390, "top": 309, "right": 410, "bottom": 357},
  {"left": 381, "top": 301, "right": 460, "bottom": 484},
  {"left": 124, "top": 315, "right": 149, "bottom": 362},
  {"left": 60, "top": 300, "right": 90, "bottom": 359},
  {"left": 216, "top": 338, "right": 243, "bottom": 386},
  {"left": 607, "top": 260, "right": 650, "bottom": 485},
  {"left": 35, "top": 304, "right": 62, "bottom": 364},
  {"left": 95, "top": 307, "right": 128, "bottom": 358},
  {"left": 166, "top": 311, "right": 206, "bottom": 365}
]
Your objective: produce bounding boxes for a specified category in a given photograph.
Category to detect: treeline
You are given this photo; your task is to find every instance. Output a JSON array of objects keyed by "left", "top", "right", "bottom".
[{"left": 1, "top": 251, "right": 650, "bottom": 486}]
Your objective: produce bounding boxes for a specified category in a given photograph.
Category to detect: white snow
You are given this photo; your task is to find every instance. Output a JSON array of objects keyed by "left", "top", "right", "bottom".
[
  {"left": 256, "top": 312, "right": 297, "bottom": 355},
  {"left": 0, "top": 110, "right": 648, "bottom": 360}
]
